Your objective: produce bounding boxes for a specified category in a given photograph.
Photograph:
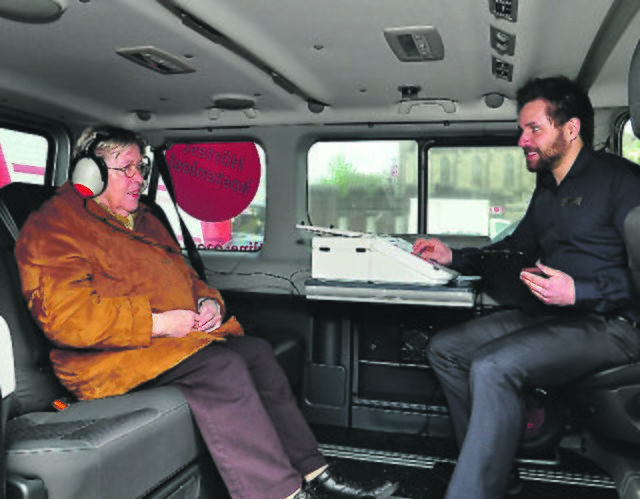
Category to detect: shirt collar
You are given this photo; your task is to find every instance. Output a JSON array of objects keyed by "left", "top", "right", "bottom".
[{"left": 540, "top": 146, "right": 592, "bottom": 189}]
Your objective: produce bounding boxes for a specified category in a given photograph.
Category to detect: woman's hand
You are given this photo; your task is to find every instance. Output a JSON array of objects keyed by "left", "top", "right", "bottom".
[
  {"left": 194, "top": 299, "right": 223, "bottom": 332},
  {"left": 151, "top": 310, "right": 199, "bottom": 338}
]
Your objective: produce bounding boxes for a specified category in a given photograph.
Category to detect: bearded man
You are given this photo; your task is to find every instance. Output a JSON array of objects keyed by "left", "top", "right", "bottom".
[{"left": 412, "top": 76, "right": 640, "bottom": 499}]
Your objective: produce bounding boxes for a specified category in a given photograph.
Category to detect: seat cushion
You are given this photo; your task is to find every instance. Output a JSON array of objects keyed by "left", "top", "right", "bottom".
[{"left": 6, "top": 386, "right": 205, "bottom": 499}]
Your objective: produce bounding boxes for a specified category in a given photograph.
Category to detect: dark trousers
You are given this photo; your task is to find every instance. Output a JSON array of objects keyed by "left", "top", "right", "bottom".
[
  {"left": 144, "top": 335, "right": 326, "bottom": 499},
  {"left": 427, "top": 309, "right": 640, "bottom": 499}
]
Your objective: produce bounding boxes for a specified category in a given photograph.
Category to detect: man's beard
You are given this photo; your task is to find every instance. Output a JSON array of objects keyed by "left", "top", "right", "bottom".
[{"left": 524, "top": 135, "right": 568, "bottom": 173}]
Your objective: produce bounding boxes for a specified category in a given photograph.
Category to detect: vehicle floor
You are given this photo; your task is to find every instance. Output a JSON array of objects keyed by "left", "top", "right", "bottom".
[{"left": 313, "top": 425, "right": 617, "bottom": 499}]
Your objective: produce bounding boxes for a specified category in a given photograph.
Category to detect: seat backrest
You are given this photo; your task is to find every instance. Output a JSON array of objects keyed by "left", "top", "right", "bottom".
[
  {"left": 0, "top": 315, "right": 14, "bottom": 499},
  {"left": 0, "top": 182, "right": 70, "bottom": 418},
  {"left": 625, "top": 39, "right": 640, "bottom": 295},
  {"left": 625, "top": 205, "right": 640, "bottom": 293},
  {"left": 629, "top": 39, "right": 640, "bottom": 138},
  {"left": 0, "top": 183, "right": 185, "bottom": 419},
  {"left": 0, "top": 315, "right": 16, "bottom": 418}
]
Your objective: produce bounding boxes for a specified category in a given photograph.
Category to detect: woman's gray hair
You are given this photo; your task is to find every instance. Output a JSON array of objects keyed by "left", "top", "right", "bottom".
[{"left": 73, "top": 126, "right": 147, "bottom": 161}]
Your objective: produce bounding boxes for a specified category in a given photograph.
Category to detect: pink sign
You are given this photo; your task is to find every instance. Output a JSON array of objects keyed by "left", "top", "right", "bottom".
[{"left": 165, "top": 143, "right": 261, "bottom": 222}]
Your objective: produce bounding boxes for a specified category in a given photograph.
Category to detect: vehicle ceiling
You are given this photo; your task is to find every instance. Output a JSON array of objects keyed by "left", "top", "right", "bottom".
[{"left": 0, "top": 0, "right": 639, "bottom": 133}]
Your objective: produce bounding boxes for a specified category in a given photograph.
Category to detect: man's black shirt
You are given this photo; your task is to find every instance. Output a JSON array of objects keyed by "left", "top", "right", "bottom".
[{"left": 453, "top": 147, "right": 640, "bottom": 320}]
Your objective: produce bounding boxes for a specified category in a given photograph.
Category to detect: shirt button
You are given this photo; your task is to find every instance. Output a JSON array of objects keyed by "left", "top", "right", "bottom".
[{"left": 165, "top": 259, "right": 171, "bottom": 264}]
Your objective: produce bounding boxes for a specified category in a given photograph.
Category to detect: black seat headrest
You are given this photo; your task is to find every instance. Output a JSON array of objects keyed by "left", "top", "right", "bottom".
[{"left": 0, "top": 182, "right": 57, "bottom": 234}]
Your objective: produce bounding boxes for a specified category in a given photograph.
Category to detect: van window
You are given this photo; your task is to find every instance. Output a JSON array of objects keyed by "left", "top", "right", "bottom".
[
  {"left": 307, "top": 141, "right": 533, "bottom": 238},
  {"left": 622, "top": 119, "right": 640, "bottom": 165},
  {"left": 156, "top": 142, "right": 266, "bottom": 252},
  {"left": 308, "top": 141, "right": 419, "bottom": 233},
  {"left": 428, "top": 146, "right": 533, "bottom": 238},
  {"left": 0, "top": 126, "right": 48, "bottom": 187}
]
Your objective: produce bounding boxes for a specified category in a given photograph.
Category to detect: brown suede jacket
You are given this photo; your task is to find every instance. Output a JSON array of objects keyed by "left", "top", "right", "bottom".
[{"left": 15, "top": 182, "right": 243, "bottom": 400}]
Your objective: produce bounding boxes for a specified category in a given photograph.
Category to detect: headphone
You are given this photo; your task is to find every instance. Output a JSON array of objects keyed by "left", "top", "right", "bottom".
[
  {"left": 70, "top": 127, "right": 145, "bottom": 198},
  {"left": 69, "top": 129, "right": 112, "bottom": 198}
]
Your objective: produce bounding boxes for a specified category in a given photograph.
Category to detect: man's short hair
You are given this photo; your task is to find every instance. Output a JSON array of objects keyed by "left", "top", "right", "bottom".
[{"left": 516, "top": 76, "right": 595, "bottom": 148}]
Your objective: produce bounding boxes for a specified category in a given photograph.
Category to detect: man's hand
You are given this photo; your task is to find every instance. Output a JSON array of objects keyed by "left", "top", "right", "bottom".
[
  {"left": 195, "top": 299, "right": 223, "bottom": 332},
  {"left": 520, "top": 263, "right": 575, "bottom": 306},
  {"left": 151, "top": 310, "right": 199, "bottom": 338},
  {"left": 412, "top": 238, "right": 453, "bottom": 266}
]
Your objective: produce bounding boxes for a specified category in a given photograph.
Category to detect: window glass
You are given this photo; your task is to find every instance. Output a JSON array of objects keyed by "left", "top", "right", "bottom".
[
  {"left": 622, "top": 119, "right": 640, "bottom": 165},
  {"left": 428, "top": 146, "right": 533, "bottom": 238},
  {"left": 0, "top": 127, "right": 48, "bottom": 187},
  {"left": 308, "top": 141, "right": 419, "bottom": 233},
  {"left": 155, "top": 142, "right": 266, "bottom": 252},
  {"left": 307, "top": 141, "right": 534, "bottom": 239}
]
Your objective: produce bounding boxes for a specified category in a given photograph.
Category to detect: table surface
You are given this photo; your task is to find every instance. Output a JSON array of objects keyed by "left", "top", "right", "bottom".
[{"left": 304, "top": 277, "right": 479, "bottom": 308}]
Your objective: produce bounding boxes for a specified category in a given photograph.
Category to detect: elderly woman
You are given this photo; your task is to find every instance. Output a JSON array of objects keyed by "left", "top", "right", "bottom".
[{"left": 15, "top": 126, "right": 398, "bottom": 499}]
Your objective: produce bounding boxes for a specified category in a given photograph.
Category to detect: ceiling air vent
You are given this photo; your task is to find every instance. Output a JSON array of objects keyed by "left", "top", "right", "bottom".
[
  {"left": 489, "top": 0, "right": 518, "bottom": 23},
  {"left": 492, "top": 56, "right": 514, "bottom": 82},
  {"left": 384, "top": 27, "right": 444, "bottom": 62},
  {"left": 490, "top": 26, "right": 515, "bottom": 56},
  {"left": 116, "top": 46, "right": 195, "bottom": 75}
]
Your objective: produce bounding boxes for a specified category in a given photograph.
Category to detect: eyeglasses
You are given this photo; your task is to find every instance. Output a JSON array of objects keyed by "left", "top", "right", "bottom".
[{"left": 107, "top": 157, "right": 151, "bottom": 179}]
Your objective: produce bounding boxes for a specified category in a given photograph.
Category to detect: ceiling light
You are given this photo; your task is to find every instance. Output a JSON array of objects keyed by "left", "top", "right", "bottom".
[
  {"left": 484, "top": 93, "right": 505, "bottom": 109},
  {"left": 116, "top": 46, "right": 196, "bottom": 75},
  {"left": 384, "top": 27, "right": 444, "bottom": 62}
]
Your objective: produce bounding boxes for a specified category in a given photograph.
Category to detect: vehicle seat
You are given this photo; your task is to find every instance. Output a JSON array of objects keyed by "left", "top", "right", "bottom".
[
  {"left": 0, "top": 182, "right": 219, "bottom": 499},
  {"left": 519, "top": 39, "right": 640, "bottom": 461},
  {"left": 518, "top": 39, "right": 640, "bottom": 499},
  {"left": 554, "top": 203, "right": 640, "bottom": 499},
  {"left": 565, "top": 37, "right": 640, "bottom": 441},
  {"left": 1, "top": 316, "right": 15, "bottom": 499},
  {"left": 0, "top": 181, "right": 302, "bottom": 499},
  {"left": 564, "top": 202, "right": 640, "bottom": 442}
]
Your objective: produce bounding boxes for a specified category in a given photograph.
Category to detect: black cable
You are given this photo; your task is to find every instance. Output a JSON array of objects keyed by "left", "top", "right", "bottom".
[{"left": 210, "top": 269, "right": 304, "bottom": 295}]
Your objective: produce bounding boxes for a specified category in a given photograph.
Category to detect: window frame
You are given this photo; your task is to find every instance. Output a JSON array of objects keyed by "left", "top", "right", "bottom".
[
  {"left": 422, "top": 135, "right": 526, "bottom": 236},
  {"left": 615, "top": 112, "right": 640, "bottom": 164},
  {"left": 306, "top": 133, "right": 523, "bottom": 236},
  {"left": 0, "top": 120, "right": 57, "bottom": 187}
]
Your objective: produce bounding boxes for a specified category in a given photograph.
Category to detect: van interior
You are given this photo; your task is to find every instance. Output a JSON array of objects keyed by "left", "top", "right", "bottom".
[{"left": 1, "top": 1, "right": 640, "bottom": 498}]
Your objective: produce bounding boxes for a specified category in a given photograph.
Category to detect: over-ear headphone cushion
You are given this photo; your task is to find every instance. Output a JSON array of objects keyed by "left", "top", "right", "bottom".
[{"left": 71, "top": 155, "right": 108, "bottom": 197}]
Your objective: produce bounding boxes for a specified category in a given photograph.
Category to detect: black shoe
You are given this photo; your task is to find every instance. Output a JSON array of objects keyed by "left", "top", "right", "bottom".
[{"left": 307, "top": 466, "right": 398, "bottom": 498}]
